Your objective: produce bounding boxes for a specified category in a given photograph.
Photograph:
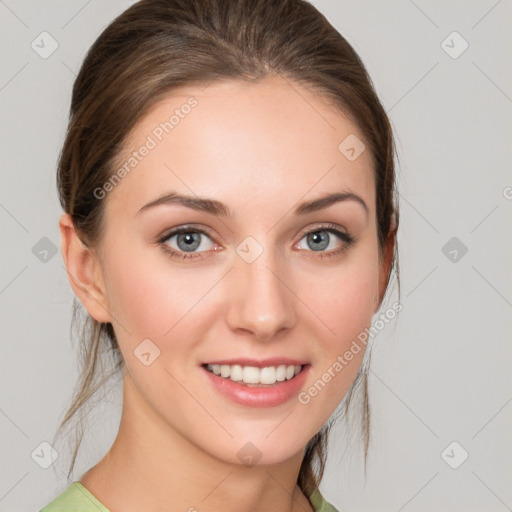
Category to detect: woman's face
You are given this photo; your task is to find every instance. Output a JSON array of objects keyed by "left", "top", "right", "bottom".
[{"left": 89, "top": 75, "right": 389, "bottom": 466}]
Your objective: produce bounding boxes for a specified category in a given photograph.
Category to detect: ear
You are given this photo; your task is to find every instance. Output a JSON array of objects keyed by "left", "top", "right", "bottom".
[
  {"left": 59, "top": 213, "right": 112, "bottom": 323},
  {"left": 375, "top": 223, "right": 397, "bottom": 312}
]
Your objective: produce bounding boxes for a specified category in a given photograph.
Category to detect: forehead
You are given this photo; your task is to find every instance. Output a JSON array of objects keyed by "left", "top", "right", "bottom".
[{"left": 105, "top": 75, "right": 375, "bottom": 219}]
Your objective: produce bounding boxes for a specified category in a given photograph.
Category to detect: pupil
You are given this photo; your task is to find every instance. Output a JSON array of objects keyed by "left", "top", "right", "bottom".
[
  {"left": 178, "top": 232, "right": 200, "bottom": 251},
  {"left": 308, "top": 231, "right": 328, "bottom": 251}
]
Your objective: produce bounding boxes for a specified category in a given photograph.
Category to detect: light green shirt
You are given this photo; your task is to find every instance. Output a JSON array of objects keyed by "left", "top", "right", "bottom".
[{"left": 40, "top": 481, "right": 339, "bottom": 511}]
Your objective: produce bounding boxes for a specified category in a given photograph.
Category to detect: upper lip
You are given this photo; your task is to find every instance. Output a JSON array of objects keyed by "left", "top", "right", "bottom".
[{"left": 202, "top": 358, "right": 309, "bottom": 368}]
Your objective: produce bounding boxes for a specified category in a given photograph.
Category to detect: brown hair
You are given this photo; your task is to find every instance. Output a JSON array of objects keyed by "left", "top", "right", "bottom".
[{"left": 53, "top": 0, "right": 400, "bottom": 505}]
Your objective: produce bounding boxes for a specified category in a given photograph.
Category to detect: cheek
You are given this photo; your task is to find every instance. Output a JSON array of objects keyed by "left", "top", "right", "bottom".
[
  {"left": 102, "top": 240, "right": 226, "bottom": 365},
  {"left": 303, "top": 251, "right": 380, "bottom": 348},
  {"left": 101, "top": 242, "right": 191, "bottom": 343},
  {"left": 306, "top": 270, "right": 376, "bottom": 388},
  {"left": 295, "top": 247, "right": 379, "bottom": 418},
  {"left": 329, "top": 270, "right": 377, "bottom": 338}
]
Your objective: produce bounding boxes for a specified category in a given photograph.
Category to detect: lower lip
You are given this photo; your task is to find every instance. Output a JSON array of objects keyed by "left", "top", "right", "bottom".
[{"left": 202, "top": 365, "right": 311, "bottom": 408}]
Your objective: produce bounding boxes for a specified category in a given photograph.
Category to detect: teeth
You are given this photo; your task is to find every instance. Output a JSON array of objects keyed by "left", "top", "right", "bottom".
[
  {"left": 260, "top": 366, "right": 276, "bottom": 384},
  {"left": 275, "top": 365, "right": 286, "bottom": 382},
  {"left": 206, "top": 363, "right": 303, "bottom": 385},
  {"left": 230, "top": 364, "right": 243, "bottom": 381},
  {"left": 243, "top": 366, "right": 260, "bottom": 384}
]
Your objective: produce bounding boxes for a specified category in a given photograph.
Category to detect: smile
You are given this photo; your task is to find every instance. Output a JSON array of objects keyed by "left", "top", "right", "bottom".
[{"left": 204, "top": 363, "right": 304, "bottom": 387}]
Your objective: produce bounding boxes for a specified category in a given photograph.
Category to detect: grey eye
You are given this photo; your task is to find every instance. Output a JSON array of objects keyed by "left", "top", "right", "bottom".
[
  {"left": 305, "top": 231, "right": 330, "bottom": 251},
  {"left": 163, "top": 230, "right": 215, "bottom": 253}
]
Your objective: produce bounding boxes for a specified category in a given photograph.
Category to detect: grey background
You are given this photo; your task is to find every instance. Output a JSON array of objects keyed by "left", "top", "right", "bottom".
[{"left": 1, "top": 1, "right": 511, "bottom": 511}]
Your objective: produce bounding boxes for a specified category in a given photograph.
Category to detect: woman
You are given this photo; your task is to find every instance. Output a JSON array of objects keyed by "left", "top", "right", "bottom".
[{"left": 41, "top": 0, "right": 399, "bottom": 510}]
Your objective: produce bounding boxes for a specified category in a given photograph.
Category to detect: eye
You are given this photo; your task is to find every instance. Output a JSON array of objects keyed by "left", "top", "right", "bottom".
[
  {"left": 158, "top": 226, "right": 219, "bottom": 260},
  {"left": 157, "top": 223, "right": 355, "bottom": 262},
  {"left": 295, "top": 224, "right": 355, "bottom": 258}
]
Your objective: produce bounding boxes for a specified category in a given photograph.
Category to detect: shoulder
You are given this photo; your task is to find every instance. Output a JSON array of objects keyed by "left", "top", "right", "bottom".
[
  {"left": 41, "top": 482, "right": 338, "bottom": 512},
  {"left": 309, "top": 487, "right": 340, "bottom": 512},
  {"left": 39, "top": 482, "right": 109, "bottom": 512}
]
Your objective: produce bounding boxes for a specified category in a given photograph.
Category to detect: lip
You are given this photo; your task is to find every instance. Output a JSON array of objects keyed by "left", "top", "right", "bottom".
[
  {"left": 201, "top": 358, "right": 309, "bottom": 368},
  {"left": 201, "top": 363, "right": 311, "bottom": 408}
]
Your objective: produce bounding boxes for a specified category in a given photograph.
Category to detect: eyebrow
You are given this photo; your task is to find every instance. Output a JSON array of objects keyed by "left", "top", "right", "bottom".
[{"left": 136, "top": 190, "right": 368, "bottom": 218}]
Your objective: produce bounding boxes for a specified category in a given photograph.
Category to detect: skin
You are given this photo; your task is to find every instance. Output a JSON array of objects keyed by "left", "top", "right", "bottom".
[{"left": 60, "top": 75, "right": 395, "bottom": 512}]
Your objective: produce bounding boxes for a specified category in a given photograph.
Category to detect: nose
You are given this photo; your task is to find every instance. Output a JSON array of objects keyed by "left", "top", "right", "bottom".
[{"left": 225, "top": 249, "right": 296, "bottom": 341}]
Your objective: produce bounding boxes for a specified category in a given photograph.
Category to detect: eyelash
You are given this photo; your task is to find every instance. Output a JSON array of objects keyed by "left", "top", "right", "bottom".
[{"left": 157, "top": 223, "right": 356, "bottom": 261}]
